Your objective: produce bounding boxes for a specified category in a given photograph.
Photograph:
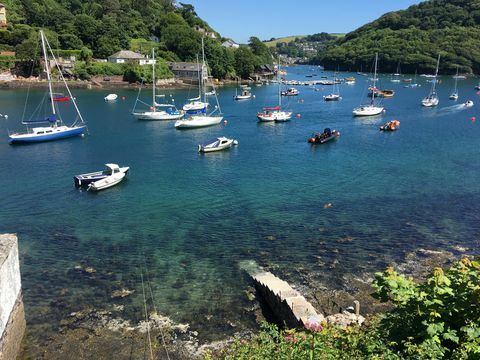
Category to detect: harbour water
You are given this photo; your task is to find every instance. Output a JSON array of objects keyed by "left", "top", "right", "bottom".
[{"left": 1, "top": 65, "right": 479, "bottom": 348}]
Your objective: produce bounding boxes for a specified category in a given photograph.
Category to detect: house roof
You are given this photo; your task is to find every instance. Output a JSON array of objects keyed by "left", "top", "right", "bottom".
[{"left": 108, "top": 50, "right": 144, "bottom": 60}]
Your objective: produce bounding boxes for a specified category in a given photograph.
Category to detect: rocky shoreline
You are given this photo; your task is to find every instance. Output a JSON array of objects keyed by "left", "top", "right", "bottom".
[{"left": 17, "top": 245, "right": 474, "bottom": 360}]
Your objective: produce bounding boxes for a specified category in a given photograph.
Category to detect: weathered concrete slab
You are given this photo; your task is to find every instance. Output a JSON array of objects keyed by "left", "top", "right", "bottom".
[
  {"left": 241, "top": 260, "right": 324, "bottom": 328},
  {"left": 0, "top": 234, "right": 25, "bottom": 360}
]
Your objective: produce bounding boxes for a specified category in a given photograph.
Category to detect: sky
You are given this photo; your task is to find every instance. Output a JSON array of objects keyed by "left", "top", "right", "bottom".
[{"left": 187, "top": 0, "right": 424, "bottom": 43}]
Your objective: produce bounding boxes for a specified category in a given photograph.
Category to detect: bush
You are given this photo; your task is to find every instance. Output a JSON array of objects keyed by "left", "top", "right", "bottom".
[{"left": 214, "top": 258, "right": 480, "bottom": 359}]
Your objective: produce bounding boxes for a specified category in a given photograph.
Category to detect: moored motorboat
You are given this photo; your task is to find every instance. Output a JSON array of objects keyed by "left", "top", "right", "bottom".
[
  {"left": 175, "top": 115, "right": 223, "bottom": 129},
  {"left": 105, "top": 94, "right": 118, "bottom": 102},
  {"left": 52, "top": 93, "right": 70, "bottom": 102},
  {"left": 74, "top": 163, "right": 129, "bottom": 187},
  {"left": 324, "top": 94, "right": 341, "bottom": 101},
  {"left": 307, "top": 128, "right": 340, "bottom": 144},
  {"left": 281, "top": 87, "right": 299, "bottom": 96},
  {"left": 88, "top": 164, "right": 129, "bottom": 191},
  {"left": 198, "top": 137, "right": 238, "bottom": 153},
  {"left": 257, "top": 106, "right": 292, "bottom": 122},
  {"left": 234, "top": 86, "right": 253, "bottom": 100},
  {"left": 379, "top": 120, "right": 400, "bottom": 131}
]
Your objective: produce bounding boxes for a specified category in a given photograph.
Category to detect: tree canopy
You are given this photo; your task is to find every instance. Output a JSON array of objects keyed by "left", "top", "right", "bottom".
[{"left": 319, "top": 0, "right": 480, "bottom": 74}]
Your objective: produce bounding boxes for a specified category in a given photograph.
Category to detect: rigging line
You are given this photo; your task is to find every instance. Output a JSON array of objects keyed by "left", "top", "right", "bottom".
[
  {"left": 140, "top": 269, "right": 155, "bottom": 360},
  {"left": 133, "top": 79, "right": 144, "bottom": 113},
  {"left": 44, "top": 32, "right": 86, "bottom": 127},
  {"left": 21, "top": 35, "right": 41, "bottom": 124},
  {"left": 142, "top": 255, "right": 171, "bottom": 360}
]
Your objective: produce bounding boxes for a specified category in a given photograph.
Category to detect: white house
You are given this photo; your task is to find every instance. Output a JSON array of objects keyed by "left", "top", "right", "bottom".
[
  {"left": 107, "top": 50, "right": 145, "bottom": 64},
  {"left": 221, "top": 39, "right": 240, "bottom": 49}
]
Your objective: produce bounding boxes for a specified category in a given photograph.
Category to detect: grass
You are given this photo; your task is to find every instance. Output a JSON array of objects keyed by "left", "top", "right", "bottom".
[{"left": 263, "top": 33, "right": 345, "bottom": 47}]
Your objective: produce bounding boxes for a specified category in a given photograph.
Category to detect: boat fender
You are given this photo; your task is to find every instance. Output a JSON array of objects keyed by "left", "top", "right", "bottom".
[
  {"left": 471, "top": 117, "right": 476, "bottom": 122},
  {"left": 253, "top": 95, "right": 256, "bottom": 98},
  {"left": 150, "top": 106, "right": 155, "bottom": 110},
  {"left": 296, "top": 114, "right": 302, "bottom": 118},
  {"left": 224, "top": 120, "right": 228, "bottom": 125},
  {"left": 233, "top": 140, "right": 239, "bottom": 145},
  {"left": 122, "top": 96, "right": 126, "bottom": 100}
]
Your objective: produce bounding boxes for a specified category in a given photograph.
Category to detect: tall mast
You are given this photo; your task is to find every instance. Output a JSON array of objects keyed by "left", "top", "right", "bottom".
[
  {"left": 201, "top": 37, "right": 206, "bottom": 104},
  {"left": 152, "top": 48, "right": 156, "bottom": 110},
  {"left": 278, "top": 55, "right": 281, "bottom": 108},
  {"left": 454, "top": 66, "right": 458, "bottom": 93},
  {"left": 432, "top": 54, "right": 440, "bottom": 93},
  {"left": 372, "top": 53, "right": 378, "bottom": 105},
  {"left": 40, "top": 30, "right": 56, "bottom": 116},
  {"left": 196, "top": 54, "right": 201, "bottom": 100}
]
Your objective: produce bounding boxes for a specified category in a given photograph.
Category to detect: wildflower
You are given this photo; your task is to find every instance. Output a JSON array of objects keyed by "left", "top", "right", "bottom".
[{"left": 304, "top": 321, "right": 324, "bottom": 332}]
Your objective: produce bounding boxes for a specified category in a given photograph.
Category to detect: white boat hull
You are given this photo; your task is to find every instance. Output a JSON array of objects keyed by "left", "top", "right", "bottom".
[
  {"left": 352, "top": 106, "right": 384, "bottom": 116},
  {"left": 133, "top": 111, "right": 184, "bottom": 120},
  {"left": 89, "top": 172, "right": 126, "bottom": 191},
  {"left": 257, "top": 111, "right": 292, "bottom": 122},
  {"left": 199, "top": 138, "right": 236, "bottom": 153},
  {"left": 422, "top": 97, "right": 439, "bottom": 107},
  {"left": 234, "top": 95, "right": 252, "bottom": 100},
  {"left": 105, "top": 94, "right": 118, "bottom": 101},
  {"left": 174, "top": 115, "right": 223, "bottom": 129}
]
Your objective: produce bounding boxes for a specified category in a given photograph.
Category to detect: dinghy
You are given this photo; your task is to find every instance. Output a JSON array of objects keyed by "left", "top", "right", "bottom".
[
  {"left": 74, "top": 163, "right": 129, "bottom": 187},
  {"left": 105, "top": 94, "right": 118, "bottom": 102},
  {"left": 198, "top": 137, "right": 238, "bottom": 153},
  {"left": 88, "top": 164, "right": 129, "bottom": 191}
]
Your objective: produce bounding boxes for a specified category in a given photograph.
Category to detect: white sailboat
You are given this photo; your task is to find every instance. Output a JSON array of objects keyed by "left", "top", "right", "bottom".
[
  {"left": 352, "top": 53, "right": 385, "bottom": 117},
  {"left": 175, "top": 38, "right": 223, "bottom": 129},
  {"left": 257, "top": 58, "right": 292, "bottom": 122},
  {"left": 182, "top": 54, "right": 209, "bottom": 115},
  {"left": 391, "top": 61, "right": 401, "bottom": 83},
  {"left": 9, "top": 30, "right": 87, "bottom": 144},
  {"left": 449, "top": 67, "right": 459, "bottom": 101},
  {"left": 422, "top": 54, "right": 440, "bottom": 107},
  {"left": 324, "top": 73, "right": 342, "bottom": 101},
  {"left": 132, "top": 49, "right": 184, "bottom": 120}
]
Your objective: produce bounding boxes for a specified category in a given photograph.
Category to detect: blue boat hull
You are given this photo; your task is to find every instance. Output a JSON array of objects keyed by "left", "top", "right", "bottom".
[{"left": 9, "top": 126, "right": 86, "bottom": 144}]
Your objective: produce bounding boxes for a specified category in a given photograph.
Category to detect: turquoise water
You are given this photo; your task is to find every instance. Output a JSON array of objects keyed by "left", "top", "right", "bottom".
[{"left": 1, "top": 66, "right": 480, "bottom": 343}]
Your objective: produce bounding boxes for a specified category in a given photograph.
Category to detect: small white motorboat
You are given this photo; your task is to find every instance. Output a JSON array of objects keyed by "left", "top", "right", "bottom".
[
  {"left": 281, "top": 87, "right": 299, "bottom": 96},
  {"left": 234, "top": 86, "right": 253, "bottom": 100},
  {"left": 198, "top": 137, "right": 238, "bottom": 153},
  {"left": 88, "top": 163, "right": 129, "bottom": 191},
  {"left": 74, "top": 163, "right": 129, "bottom": 187},
  {"left": 324, "top": 94, "right": 342, "bottom": 101},
  {"left": 257, "top": 106, "right": 292, "bottom": 122},
  {"left": 175, "top": 115, "right": 223, "bottom": 129},
  {"left": 105, "top": 94, "right": 118, "bottom": 102},
  {"left": 463, "top": 100, "right": 474, "bottom": 108}
]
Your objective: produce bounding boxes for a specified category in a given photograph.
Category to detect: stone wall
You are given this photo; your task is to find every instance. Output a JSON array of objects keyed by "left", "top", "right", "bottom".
[{"left": 0, "top": 234, "right": 25, "bottom": 360}]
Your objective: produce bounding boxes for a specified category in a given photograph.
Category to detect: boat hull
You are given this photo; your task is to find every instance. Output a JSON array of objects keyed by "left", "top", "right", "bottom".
[
  {"left": 352, "top": 106, "right": 384, "bottom": 116},
  {"left": 9, "top": 125, "right": 86, "bottom": 144},
  {"left": 89, "top": 173, "right": 126, "bottom": 191},
  {"left": 133, "top": 111, "right": 184, "bottom": 120},
  {"left": 174, "top": 116, "right": 223, "bottom": 129},
  {"left": 74, "top": 167, "right": 129, "bottom": 187}
]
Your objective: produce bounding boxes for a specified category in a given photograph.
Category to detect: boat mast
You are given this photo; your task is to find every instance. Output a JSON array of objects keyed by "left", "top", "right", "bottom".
[
  {"left": 201, "top": 37, "right": 207, "bottom": 104},
  {"left": 432, "top": 54, "right": 440, "bottom": 94},
  {"left": 152, "top": 48, "right": 156, "bottom": 111},
  {"left": 371, "top": 53, "right": 378, "bottom": 105},
  {"left": 196, "top": 54, "right": 201, "bottom": 101},
  {"left": 454, "top": 66, "right": 458, "bottom": 93},
  {"left": 40, "top": 30, "right": 56, "bottom": 117},
  {"left": 278, "top": 55, "right": 281, "bottom": 108}
]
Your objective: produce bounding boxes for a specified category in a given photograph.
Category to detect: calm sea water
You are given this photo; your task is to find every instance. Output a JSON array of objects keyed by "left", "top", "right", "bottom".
[{"left": 1, "top": 66, "right": 479, "bottom": 344}]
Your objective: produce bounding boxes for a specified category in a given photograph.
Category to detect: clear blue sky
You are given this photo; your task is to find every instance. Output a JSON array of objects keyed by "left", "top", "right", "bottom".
[{"left": 187, "top": 0, "right": 423, "bottom": 43}]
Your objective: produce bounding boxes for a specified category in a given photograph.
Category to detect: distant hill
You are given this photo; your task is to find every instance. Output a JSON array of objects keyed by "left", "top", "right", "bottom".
[
  {"left": 319, "top": 0, "right": 480, "bottom": 74},
  {"left": 264, "top": 33, "right": 344, "bottom": 47}
]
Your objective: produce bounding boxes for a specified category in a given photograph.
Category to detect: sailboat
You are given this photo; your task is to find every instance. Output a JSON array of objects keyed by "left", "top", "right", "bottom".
[
  {"left": 352, "top": 53, "right": 385, "bottom": 116},
  {"left": 175, "top": 38, "right": 223, "bottom": 129},
  {"left": 9, "top": 30, "right": 87, "bottom": 144},
  {"left": 132, "top": 49, "right": 184, "bottom": 120},
  {"left": 405, "top": 70, "right": 420, "bottom": 88},
  {"left": 449, "top": 67, "right": 459, "bottom": 101},
  {"left": 421, "top": 54, "right": 440, "bottom": 107},
  {"left": 391, "top": 61, "right": 401, "bottom": 83},
  {"left": 182, "top": 54, "right": 209, "bottom": 115},
  {"left": 324, "top": 72, "right": 342, "bottom": 101},
  {"left": 257, "top": 58, "right": 292, "bottom": 122}
]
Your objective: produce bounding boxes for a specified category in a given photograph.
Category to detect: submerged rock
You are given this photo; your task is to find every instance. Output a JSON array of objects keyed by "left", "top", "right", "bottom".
[{"left": 111, "top": 288, "right": 135, "bottom": 298}]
